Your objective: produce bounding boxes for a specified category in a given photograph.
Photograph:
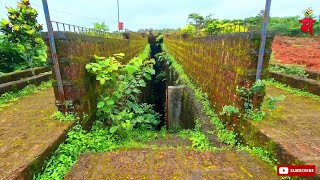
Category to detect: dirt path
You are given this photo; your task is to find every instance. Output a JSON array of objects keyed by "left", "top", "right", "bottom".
[
  {"left": 66, "top": 134, "right": 277, "bottom": 180},
  {"left": 0, "top": 88, "right": 74, "bottom": 179},
  {"left": 66, "top": 149, "right": 277, "bottom": 180},
  {"left": 255, "top": 85, "right": 320, "bottom": 174}
]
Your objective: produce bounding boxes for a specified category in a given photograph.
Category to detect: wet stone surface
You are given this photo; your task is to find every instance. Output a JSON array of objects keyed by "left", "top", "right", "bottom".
[
  {"left": 0, "top": 88, "right": 74, "bottom": 179},
  {"left": 66, "top": 148, "right": 277, "bottom": 180}
]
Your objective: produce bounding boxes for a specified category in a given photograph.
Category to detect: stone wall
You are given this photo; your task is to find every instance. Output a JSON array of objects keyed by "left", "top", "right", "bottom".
[
  {"left": 164, "top": 32, "right": 275, "bottom": 113},
  {"left": 43, "top": 32, "right": 148, "bottom": 123}
]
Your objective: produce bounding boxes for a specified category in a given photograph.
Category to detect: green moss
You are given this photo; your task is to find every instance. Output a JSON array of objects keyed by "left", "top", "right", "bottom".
[{"left": 162, "top": 43, "right": 279, "bottom": 169}]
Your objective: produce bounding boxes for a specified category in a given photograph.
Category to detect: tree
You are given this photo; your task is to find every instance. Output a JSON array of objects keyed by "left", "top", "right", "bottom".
[
  {"left": 93, "top": 21, "right": 109, "bottom": 32},
  {"left": 187, "top": 13, "right": 205, "bottom": 31},
  {"left": 0, "top": 0, "right": 46, "bottom": 74}
]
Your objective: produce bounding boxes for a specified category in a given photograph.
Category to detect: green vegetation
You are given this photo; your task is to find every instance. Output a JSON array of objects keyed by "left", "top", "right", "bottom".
[
  {"left": 220, "top": 105, "right": 240, "bottom": 116},
  {"left": 236, "top": 80, "right": 266, "bottom": 110},
  {"left": 266, "top": 79, "right": 320, "bottom": 102},
  {"left": 93, "top": 21, "right": 109, "bottom": 32},
  {"left": 34, "top": 122, "right": 159, "bottom": 180},
  {"left": 264, "top": 95, "right": 286, "bottom": 110},
  {"left": 179, "top": 121, "right": 216, "bottom": 151},
  {"left": 235, "top": 80, "right": 285, "bottom": 122},
  {"left": 177, "top": 11, "right": 320, "bottom": 36},
  {"left": 0, "top": 80, "right": 52, "bottom": 111},
  {"left": 181, "top": 13, "right": 247, "bottom": 36},
  {"left": 267, "top": 16, "right": 320, "bottom": 36},
  {"left": 160, "top": 46, "right": 237, "bottom": 146},
  {"left": 35, "top": 48, "right": 161, "bottom": 179},
  {"left": 162, "top": 44, "right": 278, "bottom": 167},
  {"left": 239, "top": 146, "right": 278, "bottom": 166},
  {"left": 86, "top": 45, "right": 160, "bottom": 137},
  {"left": 0, "top": 35, "right": 28, "bottom": 73},
  {"left": 0, "top": 0, "right": 47, "bottom": 74},
  {"left": 51, "top": 111, "right": 79, "bottom": 122},
  {"left": 269, "top": 63, "right": 309, "bottom": 78},
  {"left": 236, "top": 80, "right": 268, "bottom": 121}
]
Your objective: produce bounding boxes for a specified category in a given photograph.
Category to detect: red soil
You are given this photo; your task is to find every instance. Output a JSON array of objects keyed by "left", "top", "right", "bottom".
[{"left": 271, "top": 35, "right": 320, "bottom": 72}]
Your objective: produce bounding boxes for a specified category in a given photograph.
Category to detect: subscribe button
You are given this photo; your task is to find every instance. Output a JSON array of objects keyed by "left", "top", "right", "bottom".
[{"left": 277, "top": 165, "right": 316, "bottom": 176}]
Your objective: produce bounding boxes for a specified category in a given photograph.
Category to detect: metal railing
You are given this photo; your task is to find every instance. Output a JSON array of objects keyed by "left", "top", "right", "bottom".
[{"left": 51, "top": 21, "right": 115, "bottom": 37}]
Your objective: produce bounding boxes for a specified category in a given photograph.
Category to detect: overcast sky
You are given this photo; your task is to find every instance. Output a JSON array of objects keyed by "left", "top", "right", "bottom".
[{"left": 0, "top": 0, "right": 319, "bottom": 32}]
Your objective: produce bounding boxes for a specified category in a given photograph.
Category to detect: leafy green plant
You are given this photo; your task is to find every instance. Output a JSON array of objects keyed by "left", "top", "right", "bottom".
[
  {"left": 160, "top": 126, "right": 167, "bottom": 138},
  {"left": 220, "top": 105, "right": 240, "bottom": 116},
  {"left": 168, "top": 123, "right": 183, "bottom": 133},
  {"left": 51, "top": 111, "right": 78, "bottom": 122},
  {"left": 236, "top": 80, "right": 266, "bottom": 110},
  {"left": 0, "top": 81, "right": 52, "bottom": 111},
  {"left": 179, "top": 121, "right": 215, "bottom": 151},
  {"left": 269, "top": 64, "right": 308, "bottom": 78},
  {"left": 0, "top": 0, "right": 47, "bottom": 74},
  {"left": 236, "top": 80, "right": 269, "bottom": 121},
  {"left": 0, "top": 35, "right": 27, "bottom": 72},
  {"left": 189, "top": 131, "right": 212, "bottom": 150},
  {"left": 86, "top": 46, "right": 160, "bottom": 137},
  {"left": 264, "top": 95, "right": 286, "bottom": 110}
]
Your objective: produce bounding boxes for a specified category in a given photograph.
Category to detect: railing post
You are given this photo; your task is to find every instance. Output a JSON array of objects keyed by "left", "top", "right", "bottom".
[
  {"left": 256, "top": 0, "right": 272, "bottom": 81},
  {"left": 56, "top": 22, "right": 59, "bottom": 31},
  {"left": 41, "top": 0, "right": 65, "bottom": 110}
]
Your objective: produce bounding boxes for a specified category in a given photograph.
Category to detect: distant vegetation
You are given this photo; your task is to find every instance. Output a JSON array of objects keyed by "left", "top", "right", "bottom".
[
  {"left": 0, "top": 0, "right": 47, "bottom": 74},
  {"left": 146, "top": 11, "right": 320, "bottom": 36},
  {"left": 93, "top": 21, "right": 109, "bottom": 32}
]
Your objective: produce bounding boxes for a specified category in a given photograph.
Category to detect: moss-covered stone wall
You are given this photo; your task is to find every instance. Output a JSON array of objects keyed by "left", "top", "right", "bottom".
[
  {"left": 164, "top": 32, "right": 274, "bottom": 113},
  {"left": 43, "top": 32, "right": 148, "bottom": 124}
]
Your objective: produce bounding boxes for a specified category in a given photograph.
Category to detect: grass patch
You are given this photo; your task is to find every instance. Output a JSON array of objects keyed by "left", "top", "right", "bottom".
[
  {"left": 266, "top": 79, "right": 320, "bottom": 101},
  {"left": 51, "top": 111, "right": 79, "bottom": 122},
  {"left": 269, "top": 63, "right": 308, "bottom": 78}
]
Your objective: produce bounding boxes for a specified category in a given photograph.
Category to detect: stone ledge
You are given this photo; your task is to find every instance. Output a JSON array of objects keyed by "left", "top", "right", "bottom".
[
  {"left": 269, "top": 71, "right": 320, "bottom": 95},
  {"left": 306, "top": 70, "right": 320, "bottom": 81},
  {"left": 0, "top": 71, "right": 52, "bottom": 95},
  {"left": 0, "top": 66, "right": 50, "bottom": 84}
]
